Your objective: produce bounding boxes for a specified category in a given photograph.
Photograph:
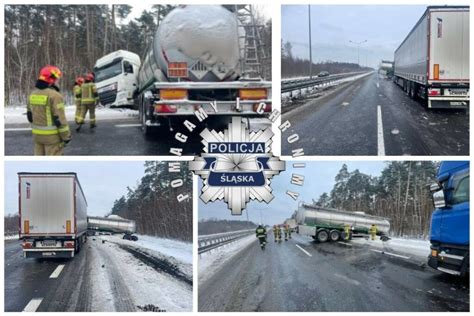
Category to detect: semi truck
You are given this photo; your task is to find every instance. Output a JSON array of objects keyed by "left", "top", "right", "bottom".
[
  {"left": 18, "top": 173, "right": 88, "bottom": 258},
  {"left": 88, "top": 215, "right": 138, "bottom": 240},
  {"left": 296, "top": 203, "right": 390, "bottom": 242},
  {"left": 94, "top": 50, "right": 141, "bottom": 107},
  {"left": 135, "top": 5, "right": 272, "bottom": 134},
  {"left": 393, "top": 6, "right": 469, "bottom": 109},
  {"left": 429, "top": 161, "right": 469, "bottom": 276}
]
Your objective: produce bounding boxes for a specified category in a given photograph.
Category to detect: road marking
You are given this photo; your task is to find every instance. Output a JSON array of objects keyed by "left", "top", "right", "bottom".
[
  {"left": 49, "top": 264, "right": 65, "bottom": 279},
  {"left": 337, "top": 241, "right": 352, "bottom": 246},
  {"left": 23, "top": 298, "right": 43, "bottom": 312},
  {"left": 370, "top": 249, "right": 410, "bottom": 259},
  {"left": 376, "top": 82, "right": 380, "bottom": 88},
  {"left": 295, "top": 244, "right": 312, "bottom": 257},
  {"left": 5, "top": 127, "right": 31, "bottom": 132},
  {"left": 115, "top": 124, "right": 142, "bottom": 128},
  {"left": 341, "top": 102, "right": 349, "bottom": 106},
  {"left": 334, "top": 273, "right": 361, "bottom": 286},
  {"left": 377, "top": 105, "right": 385, "bottom": 156}
]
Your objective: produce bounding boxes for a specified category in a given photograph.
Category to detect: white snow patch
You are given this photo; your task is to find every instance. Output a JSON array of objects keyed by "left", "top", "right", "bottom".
[
  {"left": 102, "top": 234, "right": 192, "bottom": 266},
  {"left": 4, "top": 105, "right": 138, "bottom": 125},
  {"left": 199, "top": 234, "right": 255, "bottom": 284},
  {"left": 91, "top": 236, "right": 192, "bottom": 312},
  {"left": 351, "top": 237, "right": 431, "bottom": 259},
  {"left": 4, "top": 234, "right": 19, "bottom": 241}
]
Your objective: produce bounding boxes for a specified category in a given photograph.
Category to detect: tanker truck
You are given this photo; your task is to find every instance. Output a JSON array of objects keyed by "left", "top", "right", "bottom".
[
  {"left": 87, "top": 215, "right": 138, "bottom": 241},
  {"left": 296, "top": 203, "right": 390, "bottom": 242},
  {"left": 136, "top": 5, "right": 272, "bottom": 135}
]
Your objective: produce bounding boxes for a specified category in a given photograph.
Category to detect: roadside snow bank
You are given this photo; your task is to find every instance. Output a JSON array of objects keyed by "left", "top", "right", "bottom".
[
  {"left": 4, "top": 105, "right": 138, "bottom": 125},
  {"left": 352, "top": 237, "right": 430, "bottom": 259},
  {"left": 199, "top": 234, "right": 255, "bottom": 284}
]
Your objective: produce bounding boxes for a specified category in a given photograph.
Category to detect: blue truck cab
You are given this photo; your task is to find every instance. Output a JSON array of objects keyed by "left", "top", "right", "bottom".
[{"left": 429, "top": 161, "right": 469, "bottom": 276}]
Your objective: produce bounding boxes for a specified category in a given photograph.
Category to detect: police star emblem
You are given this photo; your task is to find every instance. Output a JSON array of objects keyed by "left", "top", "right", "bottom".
[{"left": 190, "top": 117, "right": 285, "bottom": 215}]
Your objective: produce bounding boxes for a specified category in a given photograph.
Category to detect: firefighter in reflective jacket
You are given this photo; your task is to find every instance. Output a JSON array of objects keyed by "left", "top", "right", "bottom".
[
  {"left": 344, "top": 224, "right": 351, "bottom": 241},
  {"left": 369, "top": 224, "right": 377, "bottom": 241},
  {"left": 73, "top": 76, "right": 84, "bottom": 124},
  {"left": 272, "top": 225, "right": 278, "bottom": 242},
  {"left": 284, "top": 224, "right": 290, "bottom": 241},
  {"left": 77, "top": 72, "right": 98, "bottom": 130},
  {"left": 277, "top": 225, "right": 282, "bottom": 243},
  {"left": 27, "top": 65, "right": 71, "bottom": 156},
  {"left": 256, "top": 225, "right": 267, "bottom": 248}
]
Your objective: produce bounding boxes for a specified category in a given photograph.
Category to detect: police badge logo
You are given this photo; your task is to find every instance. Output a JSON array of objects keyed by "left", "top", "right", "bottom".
[{"left": 190, "top": 117, "right": 285, "bottom": 215}]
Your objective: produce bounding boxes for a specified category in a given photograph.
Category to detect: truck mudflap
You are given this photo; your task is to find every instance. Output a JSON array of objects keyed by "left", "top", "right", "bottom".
[
  {"left": 428, "top": 97, "right": 469, "bottom": 109},
  {"left": 428, "top": 247, "right": 469, "bottom": 276},
  {"left": 23, "top": 249, "right": 75, "bottom": 259}
]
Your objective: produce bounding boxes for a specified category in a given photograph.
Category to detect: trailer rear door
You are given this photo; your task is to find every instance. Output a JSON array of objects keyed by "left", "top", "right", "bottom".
[
  {"left": 20, "top": 176, "right": 75, "bottom": 236},
  {"left": 429, "top": 9, "right": 469, "bottom": 81}
]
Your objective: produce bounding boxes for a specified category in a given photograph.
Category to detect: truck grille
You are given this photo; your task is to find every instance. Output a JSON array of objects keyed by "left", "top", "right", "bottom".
[{"left": 98, "top": 89, "right": 117, "bottom": 105}]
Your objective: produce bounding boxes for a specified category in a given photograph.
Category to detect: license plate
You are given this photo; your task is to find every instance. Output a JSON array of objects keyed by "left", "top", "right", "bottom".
[
  {"left": 42, "top": 240, "right": 56, "bottom": 247},
  {"left": 448, "top": 89, "right": 468, "bottom": 95},
  {"left": 42, "top": 252, "right": 56, "bottom": 256}
]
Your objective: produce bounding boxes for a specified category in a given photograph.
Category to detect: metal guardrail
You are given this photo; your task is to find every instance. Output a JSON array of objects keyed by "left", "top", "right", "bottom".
[
  {"left": 281, "top": 72, "right": 368, "bottom": 94},
  {"left": 198, "top": 229, "right": 255, "bottom": 254}
]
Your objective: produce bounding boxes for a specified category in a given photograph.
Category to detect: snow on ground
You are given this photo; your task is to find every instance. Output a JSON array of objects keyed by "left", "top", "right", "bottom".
[
  {"left": 101, "top": 234, "right": 192, "bottom": 277},
  {"left": 199, "top": 234, "right": 255, "bottom": 284},
  {"left": 4, "top": 105, "right": 138, "bottom": 125},
  {"left": 4, "top": 234, "right": 19, "bottom": 241},
  {"left": 282, "top": 71, "right": 373, "bottom": 102},
  {"left": 351, "top": 237, "right": 431, "bottom": 260},
  {"left": 91, "top": 235, "right": 192, "bottom": 312}
]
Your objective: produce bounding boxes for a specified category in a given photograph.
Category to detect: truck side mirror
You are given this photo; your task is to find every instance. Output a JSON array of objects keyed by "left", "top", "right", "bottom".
[
  {"left": 432, "top": 189, "right": 446, "bottom": 209},
  {"left": 430, "top": 183, "right": 442, "bottom": 192}
]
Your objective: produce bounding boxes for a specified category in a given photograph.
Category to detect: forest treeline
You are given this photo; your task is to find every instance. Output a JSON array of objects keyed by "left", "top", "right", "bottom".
[
  {"left": 111, "top": 161, "right": 193, "bottom": 241},
  {"left": 5, "top": 5, "right": 271, "bottom": 105},
  {"left": 312, "top": 162, "right": 439, "bottom": 238},
  {"left": 199, "top": 219, "right": 257, "bottom": 235},
  {"left": 281, "top": 40, "right": 372, "bottom": 78}
]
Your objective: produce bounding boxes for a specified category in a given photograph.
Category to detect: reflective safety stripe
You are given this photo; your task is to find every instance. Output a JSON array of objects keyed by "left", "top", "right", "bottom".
[
  {"left": 58, "top": 125, "right": 70, "bottom": 133},
  {"left": 29, "top": 95, "right": 48, "bottom": 106},
  {"left": 31, "top": 124, "right": 58, "bottom": 131},
  {"left": 82, "top": 98, "right": 96, "bottom": 102},
  {"left": 57, "top": 102, "right": 65, "bottom": 110},
  {"left": 46, "top": 106, "right": 52, "bottom": 126},
  {"left": 32, "top": 129, "right": 59, "bottom": 135}
]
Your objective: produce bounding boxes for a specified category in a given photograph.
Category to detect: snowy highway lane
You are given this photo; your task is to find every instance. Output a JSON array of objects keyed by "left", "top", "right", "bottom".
[
  {"left": 281, "top": 73, "right": 469, "bottom": 156},
  {"left": 198, "top": 234, "right": 469, "bottom": 312},
  {"left": 5, "top": 236, "right": 192, "bottom": 312},
  {"left": 4, "top": 106, "right": 271, "bottom": 156}
]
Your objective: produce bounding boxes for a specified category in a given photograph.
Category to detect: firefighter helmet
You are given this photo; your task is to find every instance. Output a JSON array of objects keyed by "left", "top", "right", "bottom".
[
  {"left": 38, "top": 65, "right": 62, "bottom": 84},
  {"left": 75, "top": 76, "right": 85, "bottom": 85},
  {"left": 85, "top": 72, "right": 95, "bottom": 81}
]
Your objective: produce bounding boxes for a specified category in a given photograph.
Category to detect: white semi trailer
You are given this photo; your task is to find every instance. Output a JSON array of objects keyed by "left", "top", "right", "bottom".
[
  {"left": 18, "top": 173, "right": 88, "bottom": 258},
  {"left": 393, "top": 6, "right": 469, "bottom": 109}
]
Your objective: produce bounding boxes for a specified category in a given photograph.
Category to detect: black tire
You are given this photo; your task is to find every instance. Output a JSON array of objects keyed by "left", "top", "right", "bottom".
[
  {"left": 329, "top": 230, "right": 340, "bottom": 242},
  {"left": 410, "top": 82, "right": 417, "bottom": 99},
  {"left": 316, "top": 229, "right": 329, "bottom": 243},
  {"left": 131, "top": 235, "right": 138, "bottom": 241},
  {"left": 141, "top": 106, "right": 154, "bottom": 137}
]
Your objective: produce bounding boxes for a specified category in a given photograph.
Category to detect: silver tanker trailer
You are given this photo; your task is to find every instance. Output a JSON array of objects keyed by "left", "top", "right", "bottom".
[
  {"left": 88, "top": 215, "right": 138, "bottom": 241},
  {"left": 135, "top": 5, "right": 272, "bottom": 135},
  {"left": 296, "top": 203, "right": 391, "bottom": 242}
]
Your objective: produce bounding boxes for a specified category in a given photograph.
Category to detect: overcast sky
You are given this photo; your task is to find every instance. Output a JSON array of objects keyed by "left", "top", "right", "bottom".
[
  {"left": 282, "top": 5, "right": 427, "bottom": 68},
  {"left": 4, "top": 161, "right": 146, "bottom": 216},
  {"left": 199, "top": 161, "right": 386, "bottom": 225}
]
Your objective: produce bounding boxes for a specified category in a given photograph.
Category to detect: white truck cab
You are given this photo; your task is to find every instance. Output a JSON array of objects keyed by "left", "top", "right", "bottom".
[{"left": 94, "top": 50, "right": 141, "bottom": 107}]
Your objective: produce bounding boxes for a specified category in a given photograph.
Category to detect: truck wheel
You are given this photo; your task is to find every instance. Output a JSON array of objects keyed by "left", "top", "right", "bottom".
[
  {"left": 329, "top": 230, "right": 340, "bottom": 241},
  {"left": 317, "top": 229, "right": 329, "bottom": 242},
  {"left": 410, "top": 82, "right": 417, "bottom": 99}
]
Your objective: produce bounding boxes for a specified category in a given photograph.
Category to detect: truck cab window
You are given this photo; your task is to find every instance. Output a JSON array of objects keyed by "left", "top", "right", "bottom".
[
  {"left": 124, "top": 61, "right": 134, "bottom": 74},
  {"left": 452, "top": 175, "right": 469, "bottom": 204}
]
